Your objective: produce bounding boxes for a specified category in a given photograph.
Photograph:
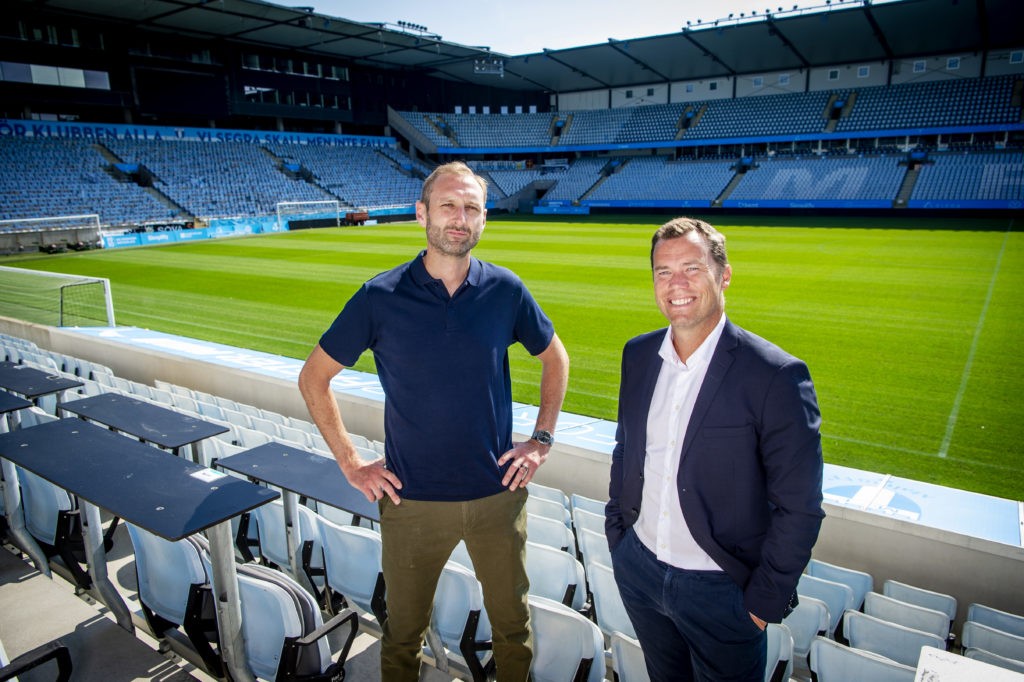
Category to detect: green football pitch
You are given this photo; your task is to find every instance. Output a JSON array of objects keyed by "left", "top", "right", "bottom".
[{"left": 4, "top": 213, "right": 1022, "bottom": 500}]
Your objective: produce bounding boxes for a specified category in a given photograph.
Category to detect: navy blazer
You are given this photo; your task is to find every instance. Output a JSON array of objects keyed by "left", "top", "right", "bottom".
[{"left": 606, "top": 318, "right": 825, "bottom": 623}]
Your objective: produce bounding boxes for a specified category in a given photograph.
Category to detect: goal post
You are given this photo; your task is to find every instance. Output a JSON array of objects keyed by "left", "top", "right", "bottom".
[
  {"left": 275, "top": 200, "right": 340, "bottom": 231},
  {"left": 0, "top": 266, "right": 115, "bottom": 327}
]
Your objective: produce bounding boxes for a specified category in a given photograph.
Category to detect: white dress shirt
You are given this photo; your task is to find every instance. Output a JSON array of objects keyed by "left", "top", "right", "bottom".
[{"left": 634, "top": 314, "right": 727, "bottom": 570}]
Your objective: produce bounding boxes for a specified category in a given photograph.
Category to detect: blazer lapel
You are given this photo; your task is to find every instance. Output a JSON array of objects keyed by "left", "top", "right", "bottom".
[
  {"left": 631, "top": 332, "right": 665, "bottom": 459},
  {"left": 678, "top": 320, "right": 738, "bottom": 462}
]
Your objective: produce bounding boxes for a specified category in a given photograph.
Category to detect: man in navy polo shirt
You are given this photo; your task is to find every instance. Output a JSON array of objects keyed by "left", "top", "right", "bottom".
[{"left": 298, "top": 161, "right": 569, "bottom": 681}]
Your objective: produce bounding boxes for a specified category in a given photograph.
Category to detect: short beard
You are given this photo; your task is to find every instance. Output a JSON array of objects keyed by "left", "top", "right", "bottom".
[{"left": 425, "top": 218, "right": 479, "bottom": 257}]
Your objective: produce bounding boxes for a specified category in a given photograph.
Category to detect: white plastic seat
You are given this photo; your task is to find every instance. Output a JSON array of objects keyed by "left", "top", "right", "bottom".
[
  {"left": 798, "top": 573, "right": 856, "bottom": 638},
  {"left": 882, "top": 579, "right": 957, "bottom": 627},
  {"left": 783, "top": 595, "right": 829, "bottom": 663},
  {"left": 569, "top": 489, "right": 606, "bottom": 516},
  {"left": 610, "top": 630, "right": 650, "bottom": 682},
  {"left": 576, "top": 526, "right": 612, "bottom": 570},
  {"left": 200, "top": 551, "right": 358, "bottom": 681},
  {"left": 571, "top": 507, "right": 606, "bottom": 536},
  {"left": 528, "top": 595, "right": 604, "bottom": 682},
  {"left": 317, "top": 518, "right": 386, "bottom": 626},
  {"left": 448, "top": 539, "right": 474, "bottom": 572},
  {"left": 586, "top": 559, "right": 635, "bottom": 640},
  {"left": 526, "top": 512, "right": 574, "bottom": 552},
  {"left": 525, "top": 540, "right": 586, "bottom": 611},
  {"left": 807, "top": 559, "right": 873, "bottom": 611},
  {"left": 809, "top": 636, "right": 916, "bottom": 682},
  {"left": 863, "top": 591, "right": 950, "bottom": 640},
  {"left": 961, "top": 621, "right": 1024, "bottom": 662},
  {"left": 527, "top": 481, "right": 570, "bottom": 510},
  {"left": 526, "top": 494, "right": 572, "bottom": 527},
  {"left": 968, "top": 603, "right": 1024, "bottom": 638},
  {"left": 765, "top": 622, "right": 794, "bottom": 682},
  {"left": 424, "top": 561, "right": 493, "bottom": 682},
  {"left": 126, "top": 524, "right": 220, "bottom": 673},
  {"left": 249, "top": 499, "right": 325, "bottom": 595},
  {"left": 843, "top": 609, "right": 944, "bottom": 667}
]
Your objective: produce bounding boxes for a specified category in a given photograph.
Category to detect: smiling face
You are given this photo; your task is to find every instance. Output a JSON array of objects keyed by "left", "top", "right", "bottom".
[
  {"left": 652, "top": 231, "right": 731, "bottom": 349},
  {"left": 417, "top": 172, "right": 487, "bottom": 258}
]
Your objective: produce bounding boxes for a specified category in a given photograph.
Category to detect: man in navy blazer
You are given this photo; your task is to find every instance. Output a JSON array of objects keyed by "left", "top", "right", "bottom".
[{"left": 605, "top": 217, "right": 824, "bottom": 681}]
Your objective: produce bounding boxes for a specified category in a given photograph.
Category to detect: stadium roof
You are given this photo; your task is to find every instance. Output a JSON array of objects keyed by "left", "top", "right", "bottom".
[{"left": 32, "top": 0, "right": 1024, "bottom": 93}]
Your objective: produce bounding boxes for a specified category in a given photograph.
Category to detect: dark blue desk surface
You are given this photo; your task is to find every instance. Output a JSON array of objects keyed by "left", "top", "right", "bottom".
[
  {"left": 217, "top": 442, "right": 379, "bottom": 522},
  {"left": 0, "top": 361, "right": 83, "bottom": 399},
  {"left": 0, "top": 418, "right": 278, "bottom": 540},
  {"left": 0, "top": 391, "right": 32, "bottom": 414},
  {"left": 61, "top": 393, "right": 229, "bottom": 450}
]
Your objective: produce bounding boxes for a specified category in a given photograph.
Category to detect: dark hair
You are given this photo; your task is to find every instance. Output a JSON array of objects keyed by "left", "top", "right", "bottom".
[
  {"left": 650, "top": 217, "right": 728, "bottom": 273},
  {"left": 420, "top": 161, "right": 488, "bottom": 205}
]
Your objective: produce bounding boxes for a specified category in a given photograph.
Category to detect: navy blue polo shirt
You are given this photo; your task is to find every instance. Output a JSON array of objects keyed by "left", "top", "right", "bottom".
[{"left": 319, "top": 251, "right": 554, "bottom": 501}]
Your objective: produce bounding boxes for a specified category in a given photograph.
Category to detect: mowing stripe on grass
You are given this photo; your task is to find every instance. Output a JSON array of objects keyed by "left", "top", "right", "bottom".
[{"left": 937, "top": 225, "right": 1011, "bottom": 459}]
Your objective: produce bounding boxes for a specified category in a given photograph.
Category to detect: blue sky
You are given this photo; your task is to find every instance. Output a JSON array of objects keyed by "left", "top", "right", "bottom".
[{"left": 273, "top": 0, "right": 854, "bottom": 55}]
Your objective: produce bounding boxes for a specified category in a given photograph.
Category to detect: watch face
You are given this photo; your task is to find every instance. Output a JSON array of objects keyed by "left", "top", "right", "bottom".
[{"left": 532, "top": 430, "right": 554, "bottom": 445}]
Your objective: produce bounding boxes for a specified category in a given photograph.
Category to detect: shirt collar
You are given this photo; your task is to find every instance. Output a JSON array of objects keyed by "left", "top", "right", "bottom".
[
  {"left": 410, "top": 250, "right": 481, "bottom": 289},
  {"left": 658, "top": 313, "right": 727, "bottom": 369}
]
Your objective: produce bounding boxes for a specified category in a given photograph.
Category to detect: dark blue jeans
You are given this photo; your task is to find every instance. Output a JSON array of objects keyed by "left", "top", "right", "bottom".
[{"left": 611, "top": 527, "right": 766, "bottom": 682}]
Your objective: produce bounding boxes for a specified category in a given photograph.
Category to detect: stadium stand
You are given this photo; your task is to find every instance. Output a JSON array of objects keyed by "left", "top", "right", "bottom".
[
  {"left": 726, "top": 154, "right": 909, "bottom": 206},
  {"left": 2, "top": 0, "right": 1024, "bottom": 676},
  {"left": 4, "top": 328, "right": 1024, "bottom": 680},
  {"left": 0, "top": 138, "right": 171, "bottom": 226}
]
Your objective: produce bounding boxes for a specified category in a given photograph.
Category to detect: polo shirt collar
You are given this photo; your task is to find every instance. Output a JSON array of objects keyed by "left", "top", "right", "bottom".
[{"left": 410, "top": 250, "right": 482, "bottom": 288}]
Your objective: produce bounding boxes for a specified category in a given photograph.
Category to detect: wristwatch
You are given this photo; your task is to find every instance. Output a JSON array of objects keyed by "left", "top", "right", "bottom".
[{"left": 531, "top": 429, "right": 555, "bottom": 446}]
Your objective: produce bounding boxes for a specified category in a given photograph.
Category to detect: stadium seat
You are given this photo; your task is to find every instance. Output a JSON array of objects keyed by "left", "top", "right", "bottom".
[
  {"left": 527, "top": 481, "right": 570, "bottom": 511},
  {"left": 798, "top": 573, "right": 856, "bottom": 639},
  {"left": 575, "top": 527, "right": 612, "bottom": 571},
  {"left": 765, "top": 622, "right": 795, "bottom": 682},
  {"left": 317, "top": 518, "right": 387, "bottom": 628},
  {"left": 586, "top": 560, "right": 635, "bottom": 640},
  {"left": 423, "top": 561, "right": 494, "bottom": 682},
  {"left": 806, "top": 559, "right": 873, "bottom": 611},
  {"left": 126, "top": 524, "right": 221, "bottom": 674},
  {"left": 842, "top": 609, "right": 944, "bottom": 667},
  {"left": 882, "top": 579, "right": 957, "bottom": 628},
  {"left": 526, "top": 512, "right": 575, "bottom": 552},
  {"left": 527, "top": 595, "right": 604, "bottom": 682},
  {"left": 967, "top": 603, "right": 1024, "bottom": 638},
  {"left": 961, "top": 621, "right": 1024, "bottom": 663},
  {"left": 863, "top": 591, "right": 950, "bottom": 641},
  {"left": 808, "top": 636, "right": 916, "bottom": 682},
  {"left": 247, "top": 499, "right": 325, "bottom": 599},
  {"left": 525, "top": 540, "right": 587, "bottom": 611},
  {"left": 526, "top": 494, "right": 572, "bottom": 527},
  {"left": 200, "top": 550, "right": 359, "bottom": 682},
  {"left": 610, "top": 630, "right": 650, "bottom": 682},
  {"left": 783, "top": 594, "right": 830, "bottom": 665},
  {"left": 570, "top": 507, "right": 605, "bottom": 536}
]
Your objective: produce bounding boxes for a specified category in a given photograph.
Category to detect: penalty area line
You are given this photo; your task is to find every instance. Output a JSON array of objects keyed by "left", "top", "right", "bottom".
[{"left": 937, "top": 226, "right": 1011, "bottom": 458}]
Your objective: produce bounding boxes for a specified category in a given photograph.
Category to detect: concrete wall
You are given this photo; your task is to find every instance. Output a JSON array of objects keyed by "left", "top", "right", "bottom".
[{"left": 3, "top": 316, "right": 1022, "bottom": 631}]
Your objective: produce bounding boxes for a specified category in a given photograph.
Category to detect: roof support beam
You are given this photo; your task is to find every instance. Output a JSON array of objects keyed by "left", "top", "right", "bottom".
[
  {"left": 764, "top": 16, "right": 810, "bottom": 69},
  {"left": 540, "top": 49, "right": 610, "bottom": 88},
  {"left": 679, "top": 32, "right": 736, "bottom": 77},
  {"left": 862, "top": 3, "right": 895, "bottom": 60},
  {"left": 606, "top": 39, "right": 671, "bottom": 83}
]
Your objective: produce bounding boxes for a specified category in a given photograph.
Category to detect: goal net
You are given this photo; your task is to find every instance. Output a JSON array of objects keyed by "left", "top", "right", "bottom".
[
  {"left": 0, "top": 266, "right": 115, "bottom": 327},
  {"left": 276, "top": 200, "right": 340, "bottom": 231}
]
